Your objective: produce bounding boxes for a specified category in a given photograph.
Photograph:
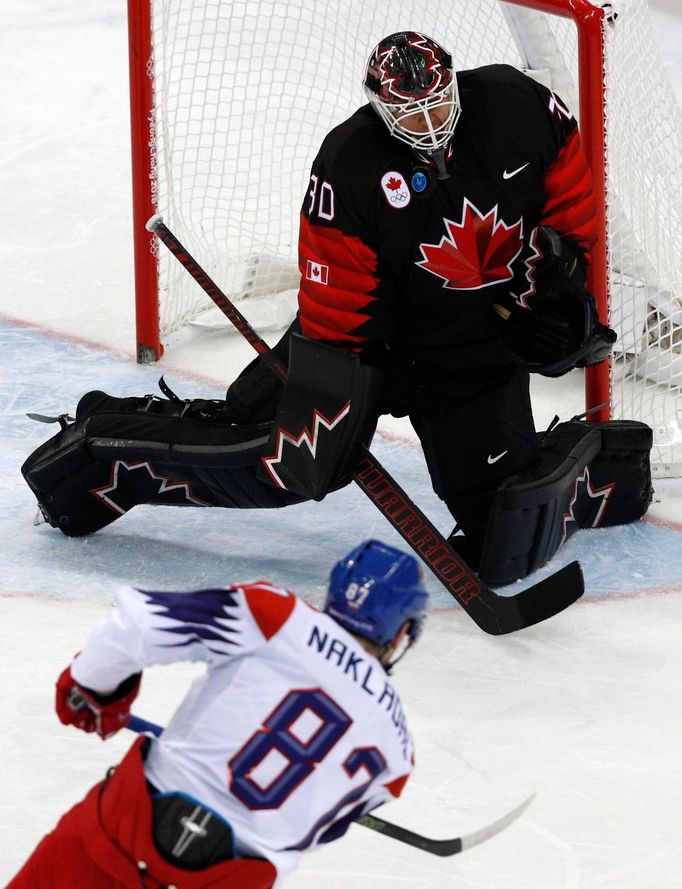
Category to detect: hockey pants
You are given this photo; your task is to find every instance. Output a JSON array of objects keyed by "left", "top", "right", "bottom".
[{"left": 5, "top": 738, "right": 276, "bottom": 889}]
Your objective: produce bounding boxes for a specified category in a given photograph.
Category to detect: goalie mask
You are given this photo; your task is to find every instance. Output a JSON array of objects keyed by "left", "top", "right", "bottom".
[
  {"left": 364, "top": 31, "right": 461, "bottom": 153},
  {"left": 324, "top": 540, "right": 429, "bottom": 652}
]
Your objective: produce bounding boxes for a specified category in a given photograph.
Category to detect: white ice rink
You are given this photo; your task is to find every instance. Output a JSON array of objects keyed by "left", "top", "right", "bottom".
[{"left": 2, "top": 2, "right": 682, "bottom": 887}]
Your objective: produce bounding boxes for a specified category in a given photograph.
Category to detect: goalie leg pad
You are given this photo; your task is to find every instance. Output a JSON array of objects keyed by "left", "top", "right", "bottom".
[
  {"left": 585, "top": 420, "right": 653, "bottom": 526},
  {"left": 476, "top": 420, "right": 653, "bottom": 586},
  {"left": 258, "top": 334, "right": 383, "bottom": 500},
  {"left": 22, "top": 393, "right": 309, "bottom": 537}
]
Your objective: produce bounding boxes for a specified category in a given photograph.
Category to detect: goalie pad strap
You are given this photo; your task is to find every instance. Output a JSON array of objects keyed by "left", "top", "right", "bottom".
[{"left": 477, "top": 420, "right": 653, "bottom": 585}]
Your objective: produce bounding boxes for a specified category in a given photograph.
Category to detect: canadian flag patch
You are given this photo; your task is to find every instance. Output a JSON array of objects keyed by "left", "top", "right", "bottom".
[
  {"left": 305, "top": 260, "right": 329, "bottom": 285},
  {"left": 381, "top": 171, "right": 411, "bottom": 209}
]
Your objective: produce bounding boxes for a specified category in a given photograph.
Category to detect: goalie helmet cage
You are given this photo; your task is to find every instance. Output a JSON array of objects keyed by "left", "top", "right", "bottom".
[{"left": 128, "top": 0, "right": 682, "bottom": 478}]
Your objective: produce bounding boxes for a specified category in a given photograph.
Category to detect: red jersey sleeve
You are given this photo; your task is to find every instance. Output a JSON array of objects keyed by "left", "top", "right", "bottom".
[
  {"left": 298, "top": 213, "right": 379, "bottom": 347},
  {"left": 296, "top": 129, "right": 383, "bottom": 350},
  {"left": 540, "top": 91, "right": 598, "bottom": 255}
]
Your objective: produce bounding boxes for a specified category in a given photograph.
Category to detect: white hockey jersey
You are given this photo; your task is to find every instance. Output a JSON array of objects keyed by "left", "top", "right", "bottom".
[{"left": 71, "top": 582, "right": 414, "bottom": 882}]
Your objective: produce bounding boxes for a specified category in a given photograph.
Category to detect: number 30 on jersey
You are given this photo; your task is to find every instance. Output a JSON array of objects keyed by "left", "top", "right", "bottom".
[{"left": 308, "top": 174, "right": 335, "bottom": 220}]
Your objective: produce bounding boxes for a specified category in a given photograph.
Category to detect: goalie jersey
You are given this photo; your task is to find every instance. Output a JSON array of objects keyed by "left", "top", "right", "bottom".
[
  {"left": 298, "top": 64, "right": 598, "bottom": 379},
  {"left": 70, "top": 582, "right": 414, "bottom": 882}
]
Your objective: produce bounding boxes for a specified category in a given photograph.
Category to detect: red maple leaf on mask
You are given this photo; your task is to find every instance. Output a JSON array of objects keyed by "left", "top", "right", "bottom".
[
  {"left": 416, "top": 199, "right": 524, "bottom": 290},
  {"left": 386, "top": 176, "right": 403, "bottom": 191}
]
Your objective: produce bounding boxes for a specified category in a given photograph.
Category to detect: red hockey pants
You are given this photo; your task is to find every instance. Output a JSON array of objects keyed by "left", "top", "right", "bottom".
[{"left": 5, "top": 738, "right": 276, "bottom": 889}]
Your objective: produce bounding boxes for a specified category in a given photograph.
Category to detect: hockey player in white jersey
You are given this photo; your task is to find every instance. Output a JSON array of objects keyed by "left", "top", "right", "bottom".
[{"left": 7, "top": 540, "right": 429, "bottom": 889}]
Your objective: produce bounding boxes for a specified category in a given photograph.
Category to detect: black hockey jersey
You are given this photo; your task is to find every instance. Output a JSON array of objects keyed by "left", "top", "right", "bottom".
[{"left": 297, "top": 65, "right": 597, "bottom": 376}]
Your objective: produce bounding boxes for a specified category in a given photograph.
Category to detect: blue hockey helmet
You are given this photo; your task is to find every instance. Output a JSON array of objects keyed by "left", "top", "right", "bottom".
[{"left": 324, "top": 540, "right": 429, "bottom": 646}]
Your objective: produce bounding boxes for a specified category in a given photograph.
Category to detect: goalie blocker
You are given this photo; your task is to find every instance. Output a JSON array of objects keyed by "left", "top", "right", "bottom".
[
  {"left": 468, "top": 419, "right": 653, "bottom": 586},
  {"left": 21, "top": 336, "right": 381, "bottom": 536}
]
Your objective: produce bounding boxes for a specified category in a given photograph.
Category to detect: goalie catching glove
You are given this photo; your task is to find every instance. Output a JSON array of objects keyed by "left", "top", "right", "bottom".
[
  {"left": 55, "top": 663, "right": 141, "bottom": 739},
  {"left": 495, "top": 226, "right": 617, "bottom": 378}
]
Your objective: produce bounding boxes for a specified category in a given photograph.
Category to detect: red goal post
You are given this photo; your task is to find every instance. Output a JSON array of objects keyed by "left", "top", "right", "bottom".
[
  {"left": 127, "top": 0, "right": 682, "bottom": 476},
  {"left": 507, "top": 0, "right": 611, "bottom": 423}
]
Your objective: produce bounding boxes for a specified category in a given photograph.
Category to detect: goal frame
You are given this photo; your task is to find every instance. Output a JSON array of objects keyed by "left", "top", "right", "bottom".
[{"left": 127, "top": 0, "right": 610, "bottom": 421}]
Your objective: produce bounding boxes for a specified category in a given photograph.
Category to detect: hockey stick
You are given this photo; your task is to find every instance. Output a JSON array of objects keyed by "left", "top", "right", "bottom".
[
  {"left": 128, "top": 714, "right": 534, "bottom": 857},
  {"left": 146, "top": 214, "right": 584, "bottom": 634}
]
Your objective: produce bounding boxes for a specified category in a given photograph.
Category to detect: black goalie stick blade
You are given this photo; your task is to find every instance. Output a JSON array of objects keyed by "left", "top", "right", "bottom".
[
  {"left": 358, "top": 793, "right": 536, "bottom": 857},
  {"left": 501, "top": 560, "right": 584, "bottom": 631},
  {"left": 464, "top": 560, "right": 585, "bottom": 635},
  {"left": 353, "top": 448, "right": 584, "bottom": 635}
]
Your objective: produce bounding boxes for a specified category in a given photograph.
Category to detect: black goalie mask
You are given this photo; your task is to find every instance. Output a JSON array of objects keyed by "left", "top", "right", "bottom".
[{"left": 364, "top": 31, "right": 461, "bottom": 153}]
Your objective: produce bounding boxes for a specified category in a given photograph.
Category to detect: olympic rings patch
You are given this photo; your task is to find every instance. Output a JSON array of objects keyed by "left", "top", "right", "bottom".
[{"left": 380, "top": 171, "right": 411, "bottom": 209}]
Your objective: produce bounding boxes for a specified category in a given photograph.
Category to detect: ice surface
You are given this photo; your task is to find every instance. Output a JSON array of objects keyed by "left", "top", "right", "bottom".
[{"left": 1, "top": 2, "right": 681, "bottom": 886}]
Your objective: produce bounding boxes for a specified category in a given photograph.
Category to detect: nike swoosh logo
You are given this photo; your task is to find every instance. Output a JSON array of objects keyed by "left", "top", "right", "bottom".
[
  {"left": 487, "top": 450, "right": 508, "bottom": 464},
  {"left": 502, "top": 163, "right": 530, "bottom": 180}
]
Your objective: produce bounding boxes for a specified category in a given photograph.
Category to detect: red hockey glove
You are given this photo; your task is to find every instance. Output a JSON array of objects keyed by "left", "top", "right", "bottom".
[{"left": 55, "top": 664, "right": 142, "bottom": 740}]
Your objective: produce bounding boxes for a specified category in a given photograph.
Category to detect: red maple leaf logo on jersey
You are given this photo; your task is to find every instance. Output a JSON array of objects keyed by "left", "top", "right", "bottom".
[
  {"left": 416, "top": 199, "right": 524, "bottom": 290},
  {"left": 385, "top": 176, "right": 403, "bottom": 191}
]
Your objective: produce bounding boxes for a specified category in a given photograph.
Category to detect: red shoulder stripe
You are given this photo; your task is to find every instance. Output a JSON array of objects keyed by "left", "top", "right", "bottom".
[
  {"left": 298, "top": 214, "right": 379, "bottom": 346},
  {"left": 243, "top": 582, "right": 297, "bottom": 641},
  {"left": 298, "top": 292, "right": 369, "bottom": 347},
  {"left": 384, "top": 772, "right": 410, "bottom": 798},
  {"left": 541, "top": 128, "right": 598, "bottom": 253}
]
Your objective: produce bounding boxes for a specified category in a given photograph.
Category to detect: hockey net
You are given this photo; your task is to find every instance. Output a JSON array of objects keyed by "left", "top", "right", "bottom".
[{"left": 128, "top": 0, "right": 682, "bottom": 476}]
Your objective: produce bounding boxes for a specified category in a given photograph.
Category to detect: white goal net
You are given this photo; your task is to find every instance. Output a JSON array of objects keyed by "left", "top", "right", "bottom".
[{"left": 129, "top": 0, "right": 682, "bottom": 475}]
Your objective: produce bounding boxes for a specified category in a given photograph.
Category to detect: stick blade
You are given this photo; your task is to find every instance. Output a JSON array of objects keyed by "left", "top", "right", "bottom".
[
  {"left": 507, "top": 560, "right": 584, "bottom": 632},
  {"left": 460, "top": 793, "right": 536, "bottom": 853},
  {"left": 358, "top": 793, "right": 536, "bottom": 857},
  {"left": 461, "top": 560, "right": 583, "bottom": 635}
]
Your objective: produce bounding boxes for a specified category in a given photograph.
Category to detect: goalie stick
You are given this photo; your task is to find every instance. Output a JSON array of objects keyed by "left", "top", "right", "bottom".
[
  {"left": 145, "top": 214, "right": 584, "bottom": 634},
  {"left": 127, "top": 714, "right": 534, "bottom": 857}
]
